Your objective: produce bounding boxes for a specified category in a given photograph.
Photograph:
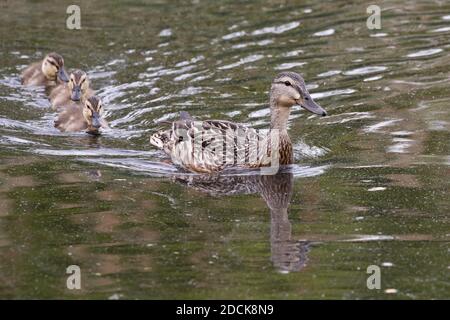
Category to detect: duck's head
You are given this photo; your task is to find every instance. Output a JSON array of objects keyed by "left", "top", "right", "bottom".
[
  {"left": 270, "top": 71, "right": 327, "bottom": 116},
  {"left": 68, "top": 69, "right": 90, "bottom": 102},
  {"left": 83, "top": 96, "right": 104, "bottom": 134},
  {"left": 41, "top": 52, "right": 69, "bottom": 83}
]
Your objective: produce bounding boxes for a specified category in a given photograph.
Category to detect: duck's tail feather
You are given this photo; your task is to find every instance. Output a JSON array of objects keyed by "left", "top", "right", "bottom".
[
  {"left": 150, "top": 130, "right": 171, "bottom": 150},
  {"left": 180, "top": 111, "right": 193, "bottom": 121}
]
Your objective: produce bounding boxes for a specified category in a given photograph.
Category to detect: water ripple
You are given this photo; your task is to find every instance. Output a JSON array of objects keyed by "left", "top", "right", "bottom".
[
  {"left": 343, "top": 66, "right": 387, "bottom": 76},
  {"left": 159, "top": 28, "right": 172, "bottom": 37},
  {"left": 275, "top": 62, "right": 307, "bottom": 70},
  {"left": 313, "top": 28, "right": 335, "bottom": 37},
  {"left": 311, "top": 88, "right": 356, "bottom": 100},
  {"left": 34, "top": 148, "right": 154, "bottom": 157},
  {"left": 431, "top": 27, "right": 450, "bottom": 33},
  {"left": 364, "top": 119, "right": 403, "bottom": 133},
  {"left": 406, "top": 48, "right": 443, "bottom": 58},
  {"left": 222, "top": 31, "right": 246, "bottom": 40},
  {"left": 317, "top": 70, "right": 341, "bottom": 78},
  {"left": 251, "top": 21, "right": 300, "bottom": 36},
  {"left": 218, "top": 54, "right": 264, "bottom": 70},
  {"left": 293, "top": 141, "right": 329, "bottom": 159}
]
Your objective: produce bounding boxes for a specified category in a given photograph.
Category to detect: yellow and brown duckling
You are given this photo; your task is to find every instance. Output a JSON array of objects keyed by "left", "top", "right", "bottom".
[
  {"left": 54, "top": 95, "right": 108, "bottom": 135},
  {"left": 21, "top": 52, "right": 69, "bottom": 87},
  {"left": 49, "top": 69, "right": 94, "bottom": 110},
  {"left": 150, "top": 71, "right": 327, "bottom": 173}
]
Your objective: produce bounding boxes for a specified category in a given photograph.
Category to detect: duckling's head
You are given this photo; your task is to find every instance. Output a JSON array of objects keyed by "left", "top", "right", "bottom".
[
  {"left": 270, "top": 72, "right": 327, "bottom": 116},
  {"left": 41, "top": 52, "right": 69, "bottom": 83},
  {"left": 83, "top": 96, "right": 104, "bottom": 134},
  {"left": 68, "top": 69, "right": 90, "bottom": 102}
]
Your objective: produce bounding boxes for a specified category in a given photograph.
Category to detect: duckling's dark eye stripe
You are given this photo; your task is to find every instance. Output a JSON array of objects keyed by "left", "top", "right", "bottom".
[{"left": 47, "top": 60, "right": 59, "bottom": 69}]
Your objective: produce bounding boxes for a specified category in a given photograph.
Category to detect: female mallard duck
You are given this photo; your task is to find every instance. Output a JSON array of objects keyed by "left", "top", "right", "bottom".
[
  {"left": 54, "top": 95, "right": 108, "bottom": 134},
  {"left": 150, "top": 72, "right": 327, "bottom": 173},
  {"left": 49, "top": 69, "right": 94, "bottom": 110},
  {"left": 21, "top": 52, "right": 69, "bottom": 86}
]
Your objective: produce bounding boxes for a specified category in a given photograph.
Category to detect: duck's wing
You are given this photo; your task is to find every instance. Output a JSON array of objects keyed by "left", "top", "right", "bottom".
[
  {"left": 150, "top": 119, "right": 228, "bottom": 172},
  {"left": 54, "top": 103, "right": 86, "bottom": 132},
  {"left": 49, "top": 83, "right": 70, "bottom": 109},
  {"left": 150, "top": 112, "right": 272, "bottom": 172},
  {"left": 179, "top": 111, "right": 193, "bottom": 121},
  {"left": 86, "top": 87, "right": 95, "bottom": 98},
  {"left": 21, "top": 61, "right": 41, "bottom": 85}
]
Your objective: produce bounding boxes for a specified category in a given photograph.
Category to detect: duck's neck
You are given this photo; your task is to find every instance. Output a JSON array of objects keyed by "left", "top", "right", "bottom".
[
  {"left": 270, "top": 108, "right": 291, "bottom": 131},
  {"left": 270, "top": 97, "right": 292, "bottom": 131},
  {"left": 269, "top": 98, "right": 294, "bottom": 165}
]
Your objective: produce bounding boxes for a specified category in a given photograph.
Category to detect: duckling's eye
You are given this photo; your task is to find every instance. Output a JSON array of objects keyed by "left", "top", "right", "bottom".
[
  {"left": 48, "top": 60, "right": 58, "bottom": 69},
  {"left": 284, "top": 81, "right": 291, "bottom": 86}
]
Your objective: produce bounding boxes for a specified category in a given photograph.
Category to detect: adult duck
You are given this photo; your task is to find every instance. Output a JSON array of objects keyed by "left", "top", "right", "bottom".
[{"left": 150, "top": 72, "right": 327, "bottom": 173}]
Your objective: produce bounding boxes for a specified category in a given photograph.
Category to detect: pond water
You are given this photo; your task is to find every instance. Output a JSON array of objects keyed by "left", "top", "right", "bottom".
[{"left": 0, "top": 0, "right": 449, "bottom": 299}]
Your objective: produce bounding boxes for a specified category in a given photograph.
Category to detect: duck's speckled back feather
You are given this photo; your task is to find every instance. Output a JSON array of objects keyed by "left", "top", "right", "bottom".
[{"left": 150, "top": 112, "right": 281, "bottom": 172}]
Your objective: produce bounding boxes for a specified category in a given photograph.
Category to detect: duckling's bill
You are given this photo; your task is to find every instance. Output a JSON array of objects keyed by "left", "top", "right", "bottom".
[
  {"left": 91, "top": 112, "right": 102, "bottom": 129},
  {"left": 71, "top": 86, "right": 82, "bottom": 101},
  {"left": 57, "top": 67, "right": 69, "bottom": 83}
]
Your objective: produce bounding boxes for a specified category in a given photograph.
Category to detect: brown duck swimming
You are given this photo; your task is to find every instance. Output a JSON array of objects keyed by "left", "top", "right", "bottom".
[
  {"left": 49, "top": 69, "right": 94, "bottom": 110},
  {"left": 150, "top": 72, "right": 327, "bottom": 173},
  {"left": 21, "top": 52, "right": 69, "bottom": 87},
  {"left": 54, "top": 95, "right": 108, "bottom": 135}
]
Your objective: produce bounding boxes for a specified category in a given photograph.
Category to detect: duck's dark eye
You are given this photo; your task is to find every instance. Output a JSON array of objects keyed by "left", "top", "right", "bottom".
[
  {"left": 48, "top": 60, "right": 59, "bottom": 69},
  {"left": 284, "top": 81, "right": 291, "bottom": 86},
  {"left": 305, "top": 97, "right": 309, "bottom": 101}
]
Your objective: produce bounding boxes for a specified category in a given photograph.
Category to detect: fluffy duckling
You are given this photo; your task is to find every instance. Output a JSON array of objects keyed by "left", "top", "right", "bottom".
[
  {"left": 54, "top": 96, "right": 108, "bottom": 135},
  {"left": 21, "top": 52, "right": 69, "bottom": 87},
  {"left": 49, "top": 69, "right": 94, "bottom": 110}
]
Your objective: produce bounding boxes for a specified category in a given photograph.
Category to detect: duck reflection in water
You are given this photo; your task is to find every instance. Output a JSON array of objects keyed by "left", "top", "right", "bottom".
[{"left": 173, "top": 168, "right": 310, "bottom": 273}]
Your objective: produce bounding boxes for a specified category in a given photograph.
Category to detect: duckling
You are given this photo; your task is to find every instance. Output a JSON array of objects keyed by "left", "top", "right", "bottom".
[
  {"left": 21, "top": 52, "right": 69, "bottom": 87},
  {"left": 54, "top": 95, "right": 108, "bottom": 135},
  {"left": 150, "top": 72, "right": 327, "bottom": 173},
  {"left": 49, "top": 69, "right": 94, "bottom": 110}
]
